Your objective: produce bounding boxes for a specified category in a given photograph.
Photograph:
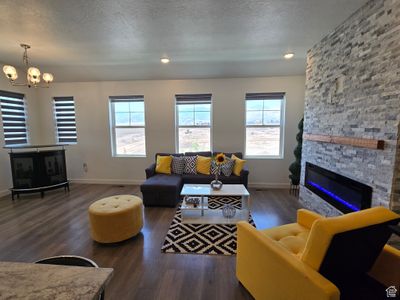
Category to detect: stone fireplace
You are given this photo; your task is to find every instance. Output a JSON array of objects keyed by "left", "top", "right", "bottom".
[{"left": 299, "top": 0, "right": 400, "bottom": 221}]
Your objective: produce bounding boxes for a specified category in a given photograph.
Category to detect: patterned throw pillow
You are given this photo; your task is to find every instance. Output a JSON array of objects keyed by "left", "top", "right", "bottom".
[
  {"left": 171, "top": 156, "right": 185, "bottom": 174},
  {"left": 184, "top": 156, "right": 197, "bottom": 174},
  {"left": 210, "top": 160, "right": 220, "bottom": 175},
  {"left": 221, "top": 157, "right": 235, "bottom": 176}
]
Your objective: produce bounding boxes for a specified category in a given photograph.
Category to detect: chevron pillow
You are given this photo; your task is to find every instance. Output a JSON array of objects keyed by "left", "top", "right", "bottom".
[
  {"left": 171, "top": 156, "right": 185, "bottom": 174},
  {"left": 221, "top": 157, "right": 235, "bottom": 176},
  {"left": 184, "top": 156, "right": 197, "bottom": 174},
  {"left": 210, "top": 160, "right": 220, "bottom": 175}
]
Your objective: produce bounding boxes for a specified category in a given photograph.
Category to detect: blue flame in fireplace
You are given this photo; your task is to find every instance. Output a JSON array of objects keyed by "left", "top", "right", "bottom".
[{"left": 306, "top": 181, "right": 360, "bottom": 212}]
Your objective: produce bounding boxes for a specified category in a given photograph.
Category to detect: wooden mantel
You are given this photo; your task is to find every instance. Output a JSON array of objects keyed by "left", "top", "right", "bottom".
[{"left": 303, "top": 134, "right": 385, "bottom": 150}]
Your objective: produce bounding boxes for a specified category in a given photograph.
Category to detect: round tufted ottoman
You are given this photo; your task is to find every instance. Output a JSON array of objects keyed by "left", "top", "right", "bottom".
[{"left": 88, "top": 195, "right": 143, "bottom": 243}]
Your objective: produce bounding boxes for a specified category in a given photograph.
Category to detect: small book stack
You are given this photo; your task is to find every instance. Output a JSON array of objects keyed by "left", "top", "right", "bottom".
[{"left": 183, "top": 196, "right": 201, "bottom": 208}]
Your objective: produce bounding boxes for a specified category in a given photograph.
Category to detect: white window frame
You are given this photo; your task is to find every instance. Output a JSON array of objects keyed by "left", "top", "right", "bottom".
[
  {"left": 244, "top": 95, "right": 286, "bottom": 159},
  {"left": 109, "top": 96, "right": 147, "bottom": 158},
  {"left": 175, "top": 94, "right": 213, "bottom": 153}
]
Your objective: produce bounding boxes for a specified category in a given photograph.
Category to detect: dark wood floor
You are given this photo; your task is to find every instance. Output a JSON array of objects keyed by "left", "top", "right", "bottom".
[{"left": 0, "top": 184, "right": 302, "bottom": 300}]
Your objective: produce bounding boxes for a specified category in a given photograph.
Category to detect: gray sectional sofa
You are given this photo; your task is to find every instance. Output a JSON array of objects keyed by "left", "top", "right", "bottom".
[{"left": 140, "top": 151, "right": 249, "bottom": 207}]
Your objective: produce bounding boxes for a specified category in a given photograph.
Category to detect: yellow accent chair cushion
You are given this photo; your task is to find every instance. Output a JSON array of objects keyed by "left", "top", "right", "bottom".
[
  {"left": 155, "top": 155, "right": 173, "bottom": 174},
  {"left": 236, "top": 207, "right": 400, "bottom": 300},
  {"left": 261, "top": 222, "right": 310, "bottom": 257},
  {"left": 88, "top": 195, "right": 143, "bottom": 243},
  {"left": 196, "top": 155, "right": 212, "bottom": 175},
  {"left": 231, "top": 154, "right": 246, "bottom": 176}
]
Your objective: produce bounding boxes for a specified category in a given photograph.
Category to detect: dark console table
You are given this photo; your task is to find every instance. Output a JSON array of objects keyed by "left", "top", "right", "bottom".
[{"left": 5, "top": 144, "right": 70, "bottom": 199}]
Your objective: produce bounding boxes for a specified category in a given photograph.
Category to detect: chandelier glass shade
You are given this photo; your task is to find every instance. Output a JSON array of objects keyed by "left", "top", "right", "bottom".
[
  {"left": 27, "top": 67, "right": 41, "bottom": 84},
  {"left": 3, "top": 65, "right": 18, "bottom": 81},
  {"left": 2, "top": 44, "right": 54, "bottom": 88},
  {"left": 42, "top": 73, "right": 54, "bottom": 83}
]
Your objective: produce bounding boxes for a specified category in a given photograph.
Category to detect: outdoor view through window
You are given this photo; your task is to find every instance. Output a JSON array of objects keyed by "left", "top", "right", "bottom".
[
  {"left": 177, "top": 103, "right": 211, "bottom": 153},
  {"left": 110, "top": 96, "right": 146, "bottom": 156},
  {"left": 245, "top": 98, "right": 284, "bottom": 157},
  {"left": 109, "top": 94, "right": 283, "bottom": 157}
]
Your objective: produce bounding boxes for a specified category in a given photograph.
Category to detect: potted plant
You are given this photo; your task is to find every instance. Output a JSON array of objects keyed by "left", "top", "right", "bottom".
[{"left": 289, "top": 118, "right": 303, "bottom": 193}]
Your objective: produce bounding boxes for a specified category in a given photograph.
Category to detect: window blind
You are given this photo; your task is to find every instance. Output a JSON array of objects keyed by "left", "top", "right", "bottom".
[
  {"left": 245, "top": 92, "right": 285, "bottom": 100},
  {"left": 0, "top": 90, "right": 28, "bottom": 145},
  {"left": 109, "top": 95, "right": 144, "bottom": 102},
  {"left": 54, "top": 96, "right": 77, "bottom": 143},
  {"left": 175, "top": 94, "right": 212, "bottom": 105}
]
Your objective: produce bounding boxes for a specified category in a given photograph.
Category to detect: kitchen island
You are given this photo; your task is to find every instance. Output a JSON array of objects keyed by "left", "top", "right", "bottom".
[{"left": 0, "top": 261, "right": 113, "bottom": 299}]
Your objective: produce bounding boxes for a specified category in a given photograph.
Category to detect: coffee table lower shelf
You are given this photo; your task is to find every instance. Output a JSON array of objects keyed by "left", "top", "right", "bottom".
[{"left": 181, "top": 209, "right": 249, "bottom": 224}]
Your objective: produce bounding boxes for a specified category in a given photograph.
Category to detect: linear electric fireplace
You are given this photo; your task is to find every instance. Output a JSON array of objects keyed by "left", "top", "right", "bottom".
[{"left": 305, "top": 162, "right": 372, "bottom": 214}]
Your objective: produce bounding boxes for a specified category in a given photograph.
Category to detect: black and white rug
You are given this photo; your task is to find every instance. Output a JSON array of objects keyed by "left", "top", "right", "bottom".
[{"left": 161, "top": 196, "right": 256, "bottom": 256}]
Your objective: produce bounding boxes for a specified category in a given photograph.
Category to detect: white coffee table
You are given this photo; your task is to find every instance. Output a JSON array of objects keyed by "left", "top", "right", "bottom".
[{"left": 180, "top": 184, "right": 250, "bottom": 224}]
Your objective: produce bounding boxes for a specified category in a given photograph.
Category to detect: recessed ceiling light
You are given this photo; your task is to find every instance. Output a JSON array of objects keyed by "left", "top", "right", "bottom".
[
  {"left": 161, "top": 57, "right": 170, "bottom": 64},
  {"left": 284, "top": 53, "right": 294, "bottom": 60}
]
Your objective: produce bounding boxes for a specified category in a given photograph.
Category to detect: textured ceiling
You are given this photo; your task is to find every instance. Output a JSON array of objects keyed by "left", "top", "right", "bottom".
[{"left": 0, "top": 0, "right": 367, "bottom": 82}]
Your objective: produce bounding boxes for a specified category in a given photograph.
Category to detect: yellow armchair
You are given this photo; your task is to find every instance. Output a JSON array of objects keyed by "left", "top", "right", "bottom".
[{"left": 236, "top": 207, "right": 400, "bottom": 300}]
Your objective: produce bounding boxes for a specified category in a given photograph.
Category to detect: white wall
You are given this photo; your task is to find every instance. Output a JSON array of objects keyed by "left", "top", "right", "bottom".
[
  {"left": 36, "top": 76, "right": 305, "bottom": 187},
  {"left": 0, "top": 70, "right": 40, "bottom": 196}
]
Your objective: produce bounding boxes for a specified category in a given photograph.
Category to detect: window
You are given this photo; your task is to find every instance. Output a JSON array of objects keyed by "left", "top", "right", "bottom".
[
  {"left": 245, "top": 92, "right": 285, "bottom": 158},
  {"left": 0, "top": 90, "right": 28, "bottom": 146},
  {"left": 54, "top": 96, "right": 77, "bottom": 143},
  {"left": 109, "top": 95, "right": 146, "bottom": 156},
  {"left": 175, "top": 94, "right": 212, "bottom": 153}
]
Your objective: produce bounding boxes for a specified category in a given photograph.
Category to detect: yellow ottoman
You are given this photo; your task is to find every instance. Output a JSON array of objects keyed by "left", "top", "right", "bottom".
[{"left": 88, "top": 195, "right": 143, "bottom": 243}]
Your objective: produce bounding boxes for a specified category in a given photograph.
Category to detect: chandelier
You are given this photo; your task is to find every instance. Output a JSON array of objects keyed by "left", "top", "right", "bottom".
[{"left": 3, "top": 44, "right": 54, "bottom": 88}]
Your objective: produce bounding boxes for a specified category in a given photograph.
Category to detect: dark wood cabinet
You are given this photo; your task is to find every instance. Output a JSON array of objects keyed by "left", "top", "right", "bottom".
[{"left": 8, "top": 147, "right": 69, "bottom": 199}]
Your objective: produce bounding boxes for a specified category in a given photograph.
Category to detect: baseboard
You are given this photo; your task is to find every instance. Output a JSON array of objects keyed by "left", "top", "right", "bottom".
[
  {"left": 69, "top": 178, "right": 144, "bottom": 185},
  {"left": 0, "top": 189, "right": 10, "bottom": 197},
  {"left": 70, "top": 178, "right": 289, "bottom": 189},
  {"left": 248, "top": 182, "right": 290, "bottom": 189}
]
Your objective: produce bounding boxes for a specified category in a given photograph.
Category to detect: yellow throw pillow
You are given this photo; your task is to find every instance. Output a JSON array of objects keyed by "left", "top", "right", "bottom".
[
  {"left": 231, "top": 154, "right": 246, "bottom": 176},
  {"left": 196, "top": 155, "right": 212, "bottom": 175},
  {"left": 155, "top": 155, "right": 173, "bottom": 174}
]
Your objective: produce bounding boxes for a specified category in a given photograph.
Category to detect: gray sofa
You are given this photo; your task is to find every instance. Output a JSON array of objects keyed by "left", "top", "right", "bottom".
[{"left": 140, "top": 151, "right": 249, "bottom": 207}]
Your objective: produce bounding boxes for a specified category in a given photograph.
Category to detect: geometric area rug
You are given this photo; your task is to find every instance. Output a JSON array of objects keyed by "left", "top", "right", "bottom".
[{"left": 161, "top": 196, "right": 256, "bottom": 256}]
